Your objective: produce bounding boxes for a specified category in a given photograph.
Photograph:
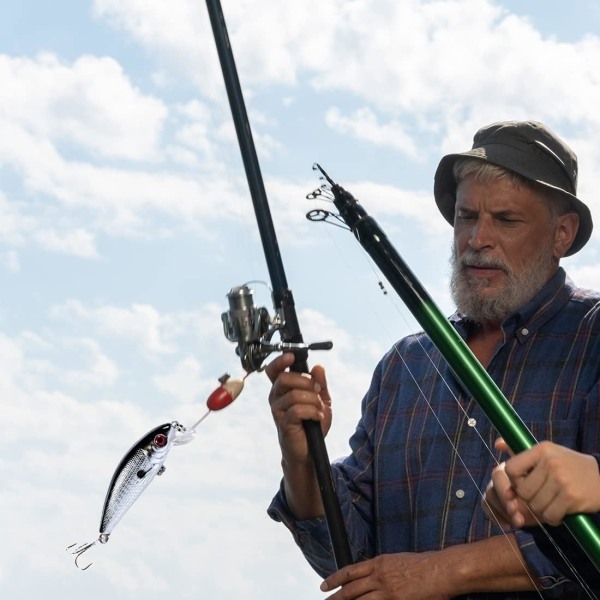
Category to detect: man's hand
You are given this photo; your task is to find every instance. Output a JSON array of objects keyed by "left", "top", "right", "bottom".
[
  {"left": 318, "top": 537, "right": 537, "bottom": 598},
  {"left": 319, "top": 552, "right": 452, "bottom": 600},
  {"left": 265, "top": 352, "right": 332, "bottom": 461},
  {"left": 265, "top": 352, "right": 333, "bottom": 519},
  {"left": 484, "top": 438, "right": 600, "bottom": 527}
]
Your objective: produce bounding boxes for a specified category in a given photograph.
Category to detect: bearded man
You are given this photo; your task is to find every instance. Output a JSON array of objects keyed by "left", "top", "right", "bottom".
[{"left": 265, "top": 121, "right": 600, "bottom": 599}]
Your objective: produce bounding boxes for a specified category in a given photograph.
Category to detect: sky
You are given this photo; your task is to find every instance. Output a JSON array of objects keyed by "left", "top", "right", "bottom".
[{"left": 1, "top": 1, "right": 600, "bottom": 598}]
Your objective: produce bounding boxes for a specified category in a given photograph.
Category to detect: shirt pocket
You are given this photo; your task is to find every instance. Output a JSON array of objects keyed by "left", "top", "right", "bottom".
[{"left": 526, "top": 419, "right": 580, "bottom": 447}]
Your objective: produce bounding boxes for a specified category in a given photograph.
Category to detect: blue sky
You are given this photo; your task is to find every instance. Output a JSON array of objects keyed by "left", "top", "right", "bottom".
[{"left": 2, "top": 1, "right": 600, "bottom": 598}]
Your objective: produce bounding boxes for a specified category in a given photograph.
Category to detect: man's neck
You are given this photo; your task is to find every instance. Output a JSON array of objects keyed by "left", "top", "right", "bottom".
[{"left": 467, "top": 321, "right": 504, "bottom": 368}]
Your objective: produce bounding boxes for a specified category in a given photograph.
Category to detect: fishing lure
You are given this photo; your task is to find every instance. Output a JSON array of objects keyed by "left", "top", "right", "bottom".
[{"left": 68, "top": 374, "right": 244, "bottom": 570}]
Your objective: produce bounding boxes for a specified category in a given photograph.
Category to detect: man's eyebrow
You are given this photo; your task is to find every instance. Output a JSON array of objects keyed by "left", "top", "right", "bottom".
[
  {"left": 455, "top": 206, "right": 523, "bottom": 217},
  {"left": 491, "top": 209, "right": 523, "bottom": 218}
]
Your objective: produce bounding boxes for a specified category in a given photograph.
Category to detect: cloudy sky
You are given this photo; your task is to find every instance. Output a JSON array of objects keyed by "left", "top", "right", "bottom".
[{"left": 2, "top": 1, "right": 600, "bottom": 598}]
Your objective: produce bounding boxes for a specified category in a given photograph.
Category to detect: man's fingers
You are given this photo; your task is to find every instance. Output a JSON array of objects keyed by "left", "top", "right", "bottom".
[
  {"left": 265, "top": 352, "right": 296, "bottom": 383},
  {"left": 494, "top": 438, "right": 514, "bottom": 457},
  {"left": 320, "top": 561, "right": 373, "bottom": 592},
  {"left": 483, "top": 464, "right": 513, "bottom": 529}
]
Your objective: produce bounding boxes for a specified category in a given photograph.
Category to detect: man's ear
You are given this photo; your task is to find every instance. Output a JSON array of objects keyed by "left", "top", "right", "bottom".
[{"left": 554, "top": 212, "right": 579, "bottom": 259}]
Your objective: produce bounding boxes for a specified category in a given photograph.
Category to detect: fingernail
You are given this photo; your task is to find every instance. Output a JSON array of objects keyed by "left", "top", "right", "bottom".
[
  {"left": 314, "top": 382, "right": 322, "bottom": 393},
  {"left": 514, "top": 515, "right": 524, "bottom": 527},
  {"left": 320, "top": 581, "right": 329, "bottom": 591}
]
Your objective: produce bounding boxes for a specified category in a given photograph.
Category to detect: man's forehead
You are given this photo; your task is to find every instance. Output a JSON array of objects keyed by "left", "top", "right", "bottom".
[{"left": 455, "top": 177, "right": 543, "bottom": 212}]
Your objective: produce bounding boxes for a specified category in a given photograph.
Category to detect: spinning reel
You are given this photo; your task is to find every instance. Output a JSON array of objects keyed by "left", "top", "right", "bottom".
[{"left": 221, "top": 282, "right": 332, "bottom": 372}]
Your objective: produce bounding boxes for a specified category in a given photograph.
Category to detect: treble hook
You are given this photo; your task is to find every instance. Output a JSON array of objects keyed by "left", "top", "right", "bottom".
[{"left": 66, "top": 540, "right": 96, "bottom": 570}]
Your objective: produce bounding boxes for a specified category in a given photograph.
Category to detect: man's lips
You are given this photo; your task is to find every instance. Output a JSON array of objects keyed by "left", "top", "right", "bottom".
[{"left": 464, "top": 264, "right": 505, "bottom": 278}]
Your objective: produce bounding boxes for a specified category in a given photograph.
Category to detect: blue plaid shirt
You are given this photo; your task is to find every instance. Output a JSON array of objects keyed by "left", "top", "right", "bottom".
[{"left": 268, "top": 268, "right": 600, "bottom": 598}]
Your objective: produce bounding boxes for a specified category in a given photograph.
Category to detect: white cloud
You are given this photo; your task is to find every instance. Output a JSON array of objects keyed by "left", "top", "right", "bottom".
[
  {"left": 0, "top": 53, "right": 251, "bottom": 248},
  {"left": 568, "top": 263, "right": 600, "bottom": 289},
  {"left": 0, "top": 53, "right": 168, "bottom": 162},
  {"left": 325, "top": 107, "right": 419, "bottom": 156},
  {"left": 62, "top": 338, "right": 119, "bottom": 388},
  {"left": 153, "top": 356, "right": 207, "bottom": 403},
  {"left": 0, "top": 192, "right": 32, "bottom": 245},
  {"left": 34, "top": 227, "right": 99, "bottom": 258},
  {"left": 93, "top": 0, "right": 223, "bottom": 94},
  {"left": 50, "top": 300, "right": 178, "bottom": 354},
  {"left": 0, "top": 333, "right": 24, "bottom": 387},
  {"left": 1, "top": 116, "right": 248, "bottom": 238}
]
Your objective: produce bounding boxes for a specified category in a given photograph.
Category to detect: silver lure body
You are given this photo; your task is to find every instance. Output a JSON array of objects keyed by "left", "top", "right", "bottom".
[
  {"left": 98, "top": 421, "right": 182, "bottom": 541},
  {"left": 68, "top": 420, "right": 193, "bottom": 569}
]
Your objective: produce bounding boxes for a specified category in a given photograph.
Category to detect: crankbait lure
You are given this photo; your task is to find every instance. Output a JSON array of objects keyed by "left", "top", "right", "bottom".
[{"left": 68, "top": 374, "right": 244, "bottom": 570}]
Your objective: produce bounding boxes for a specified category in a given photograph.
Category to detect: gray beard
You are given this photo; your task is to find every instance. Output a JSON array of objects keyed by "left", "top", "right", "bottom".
[{"left": 449, "top": 241, "right": 555, "bottom": 325}]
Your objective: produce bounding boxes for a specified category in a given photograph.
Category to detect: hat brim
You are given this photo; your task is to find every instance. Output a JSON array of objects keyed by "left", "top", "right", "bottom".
[{"left": 434, "top": 147, "right": 593, "bottom": 257}]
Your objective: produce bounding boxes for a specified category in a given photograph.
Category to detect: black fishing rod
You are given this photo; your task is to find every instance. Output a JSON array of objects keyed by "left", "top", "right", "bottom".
[
  {"left": 311, "top": 164, "right": 600, "bottom": 572},
  {"left": 204, "top": 0, "right": 353, "bottom": 569}
]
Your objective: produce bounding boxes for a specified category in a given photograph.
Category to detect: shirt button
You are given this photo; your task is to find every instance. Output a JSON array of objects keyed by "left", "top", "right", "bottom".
[
  {"left": 455, "top": 489, "right": 465, "bottom": 499},
  {"left": 521, "top": 328, "right": 529, "bottom": 336}
]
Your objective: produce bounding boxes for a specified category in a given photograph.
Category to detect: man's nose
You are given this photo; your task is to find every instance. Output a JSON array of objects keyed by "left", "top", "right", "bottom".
[{"left": 469, "top": 217, "right": 495, "bottom": 251}]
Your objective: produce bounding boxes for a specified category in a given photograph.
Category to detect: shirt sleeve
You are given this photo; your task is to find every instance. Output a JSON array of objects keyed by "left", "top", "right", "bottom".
[
  {"left": 267, "top": 465, "right": 373, "bottom": 578},
  {"left": 267, "top": 480, "right": 339, "bottom": 577},
  {"left": 514, "top": 528, "right": 587, "bottom": 595}
]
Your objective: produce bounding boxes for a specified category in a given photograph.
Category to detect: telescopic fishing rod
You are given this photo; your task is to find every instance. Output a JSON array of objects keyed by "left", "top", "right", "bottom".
[
  {"left": 204, "top": 0, "right": 353, "bottom": 569},
  {"left": 310, "top": 163, "right": 600, "bottom": 572}
]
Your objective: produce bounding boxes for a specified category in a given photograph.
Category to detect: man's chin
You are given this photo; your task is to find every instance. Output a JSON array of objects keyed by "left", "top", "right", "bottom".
[{"left": 463, "top": 279, "right": 504, "bottom": 296}]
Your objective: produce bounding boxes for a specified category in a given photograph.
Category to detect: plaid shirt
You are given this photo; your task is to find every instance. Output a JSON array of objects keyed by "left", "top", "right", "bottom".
[{"left": 268, "top": 268, "right": 600, "bottom": 598}]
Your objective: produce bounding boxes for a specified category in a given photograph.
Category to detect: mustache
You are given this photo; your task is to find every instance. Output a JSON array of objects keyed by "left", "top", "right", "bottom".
[{"left": 457, "top": 249, "right": 511, "bottom": 275}]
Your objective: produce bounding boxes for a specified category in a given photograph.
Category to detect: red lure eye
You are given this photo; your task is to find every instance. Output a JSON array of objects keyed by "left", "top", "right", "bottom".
[{"left": 154, "top": 434, "right": 168, "bottom": 447}]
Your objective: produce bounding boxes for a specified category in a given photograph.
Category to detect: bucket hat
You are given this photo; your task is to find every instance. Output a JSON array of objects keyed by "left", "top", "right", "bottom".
[{"left": 433, "top": 120, "right": 593, "bottom": 256}]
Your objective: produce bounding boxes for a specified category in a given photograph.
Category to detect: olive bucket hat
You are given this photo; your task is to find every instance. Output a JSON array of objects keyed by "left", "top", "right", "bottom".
[{"left": 433, "top": 120, "right": 593, "bottom": 256}]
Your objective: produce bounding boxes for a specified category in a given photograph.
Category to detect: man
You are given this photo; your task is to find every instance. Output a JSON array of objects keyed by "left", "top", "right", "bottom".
[{"left": 266, "top": 121, "right": 600, "bottom": 598}]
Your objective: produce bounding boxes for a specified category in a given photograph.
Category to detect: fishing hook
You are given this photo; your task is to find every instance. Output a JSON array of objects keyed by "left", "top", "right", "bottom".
[{"left": 66, "top": 540, "right": 97, "bottom": 571}]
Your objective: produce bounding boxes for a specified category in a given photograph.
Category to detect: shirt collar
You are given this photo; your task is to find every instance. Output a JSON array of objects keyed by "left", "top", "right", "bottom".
[{"left": 450, "top": 267, "right": 572, "bottom": 342}]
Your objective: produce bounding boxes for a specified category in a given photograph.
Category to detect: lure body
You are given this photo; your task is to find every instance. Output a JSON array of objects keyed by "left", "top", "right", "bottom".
[{"left": 99, "top": 421, "right": 181, "bottom": 540}]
